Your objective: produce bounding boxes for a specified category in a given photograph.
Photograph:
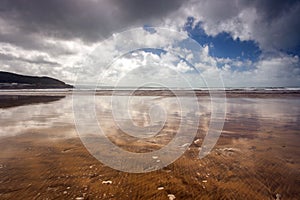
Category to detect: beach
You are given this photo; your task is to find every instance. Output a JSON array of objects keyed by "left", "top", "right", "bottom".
[{"left": 0, "top": 90, "right": 299, "bottom": 199}]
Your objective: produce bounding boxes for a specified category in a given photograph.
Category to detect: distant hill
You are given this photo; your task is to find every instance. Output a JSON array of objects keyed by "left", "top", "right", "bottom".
[{"left": 0, "top": 71, "right": 73, "bottom": 89}]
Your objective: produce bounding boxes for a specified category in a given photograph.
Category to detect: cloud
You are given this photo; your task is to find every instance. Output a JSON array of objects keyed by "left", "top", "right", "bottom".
[
  {"left": 178, "top": 0, "right": 300, "bottom": 52},
  {"left": 90, "top": 32, "right": 300, "bottom": 88},
  {"left": 102, "top": 50, "right": 200, "bottom": 88},
  {"left": 0, "top": 0, "right": 299, "bottom": 87},
  {"left": 0, "top": 0, "right": 184, "bottom": 43},
  {"left": 251, "top": 54, "right": 300, "bottom": 86},
  {"left": 209, "top": 51, "right": 300, "bottom": 87}
]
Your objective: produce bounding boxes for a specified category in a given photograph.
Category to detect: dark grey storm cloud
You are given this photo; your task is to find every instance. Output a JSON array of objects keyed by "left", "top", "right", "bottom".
[
  {"left": 0, "top": 0, "right": 184, "bottom": 44},
  {"left": 243, "top": 0, "right": 298, "bottom": 20},
  {"left": 113, "top": 0, "right": 183, "bottom": 20},
  {"left": 0, "top": 31, "right": 77, "bottom": 56},
  {"left": 241, "top": 0, "right": 300, "bottom": 50}
]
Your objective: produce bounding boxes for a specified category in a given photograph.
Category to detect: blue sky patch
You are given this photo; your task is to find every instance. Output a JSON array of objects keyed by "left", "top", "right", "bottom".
[
  {"left": 184, "top": 17, "right": 262, "bottom": 62},
  {"left": 143, "top": 25, "right": 157, "bottom": 34},
  {"left": 284, "top": 44, "right": 300, "bottom": 57}
]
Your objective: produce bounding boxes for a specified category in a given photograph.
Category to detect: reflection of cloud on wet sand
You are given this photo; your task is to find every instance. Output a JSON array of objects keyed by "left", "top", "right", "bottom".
[
  {"left": 0, "top": 95, "right": 74, "bottom": 138},
  {"left": 0, "top": 94, "right": 299, "bottom": 199}
]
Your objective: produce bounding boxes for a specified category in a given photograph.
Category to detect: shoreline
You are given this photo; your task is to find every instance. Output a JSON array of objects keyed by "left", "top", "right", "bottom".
[{"left": 0, "top": 89, "right": 299, "bottom": 97}]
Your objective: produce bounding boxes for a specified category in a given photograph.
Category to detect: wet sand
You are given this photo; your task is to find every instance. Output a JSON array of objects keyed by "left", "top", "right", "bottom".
[{"left": 0, "top": 91, "right": 299, "bottom": 199}]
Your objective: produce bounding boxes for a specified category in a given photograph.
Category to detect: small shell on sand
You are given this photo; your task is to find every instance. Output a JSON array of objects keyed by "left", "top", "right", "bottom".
[
  {"left": 75, "top": 197, "right": 84, "bottom": 200},
  {"left": 202, "top": 180, "right": 207, "bottom": 183},
  {"left": 168, "top": 194, "right": 176, "bottom": 200},
  {"left": 102, "top": 180, "right": 112, "bottom": 184},
  {"left": 157, "top": 186, "right": 164, "bottom": 190},
  {"left": 181, "top": 143, "right": 190, "bottom": 147},
  {"left": 220, "top": 147, "right": 240, "bottom": 152},
  {"left": 152, "top": 156, "right": 158, "bottom": 159},
  {"left": 194, "top": 139, "right": 201, "bottom": 144}
]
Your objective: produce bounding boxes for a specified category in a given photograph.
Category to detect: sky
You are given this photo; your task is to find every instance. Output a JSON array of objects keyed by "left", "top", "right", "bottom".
[{"left": 0, "top": 0, "right": 299, "bottom": 87}]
